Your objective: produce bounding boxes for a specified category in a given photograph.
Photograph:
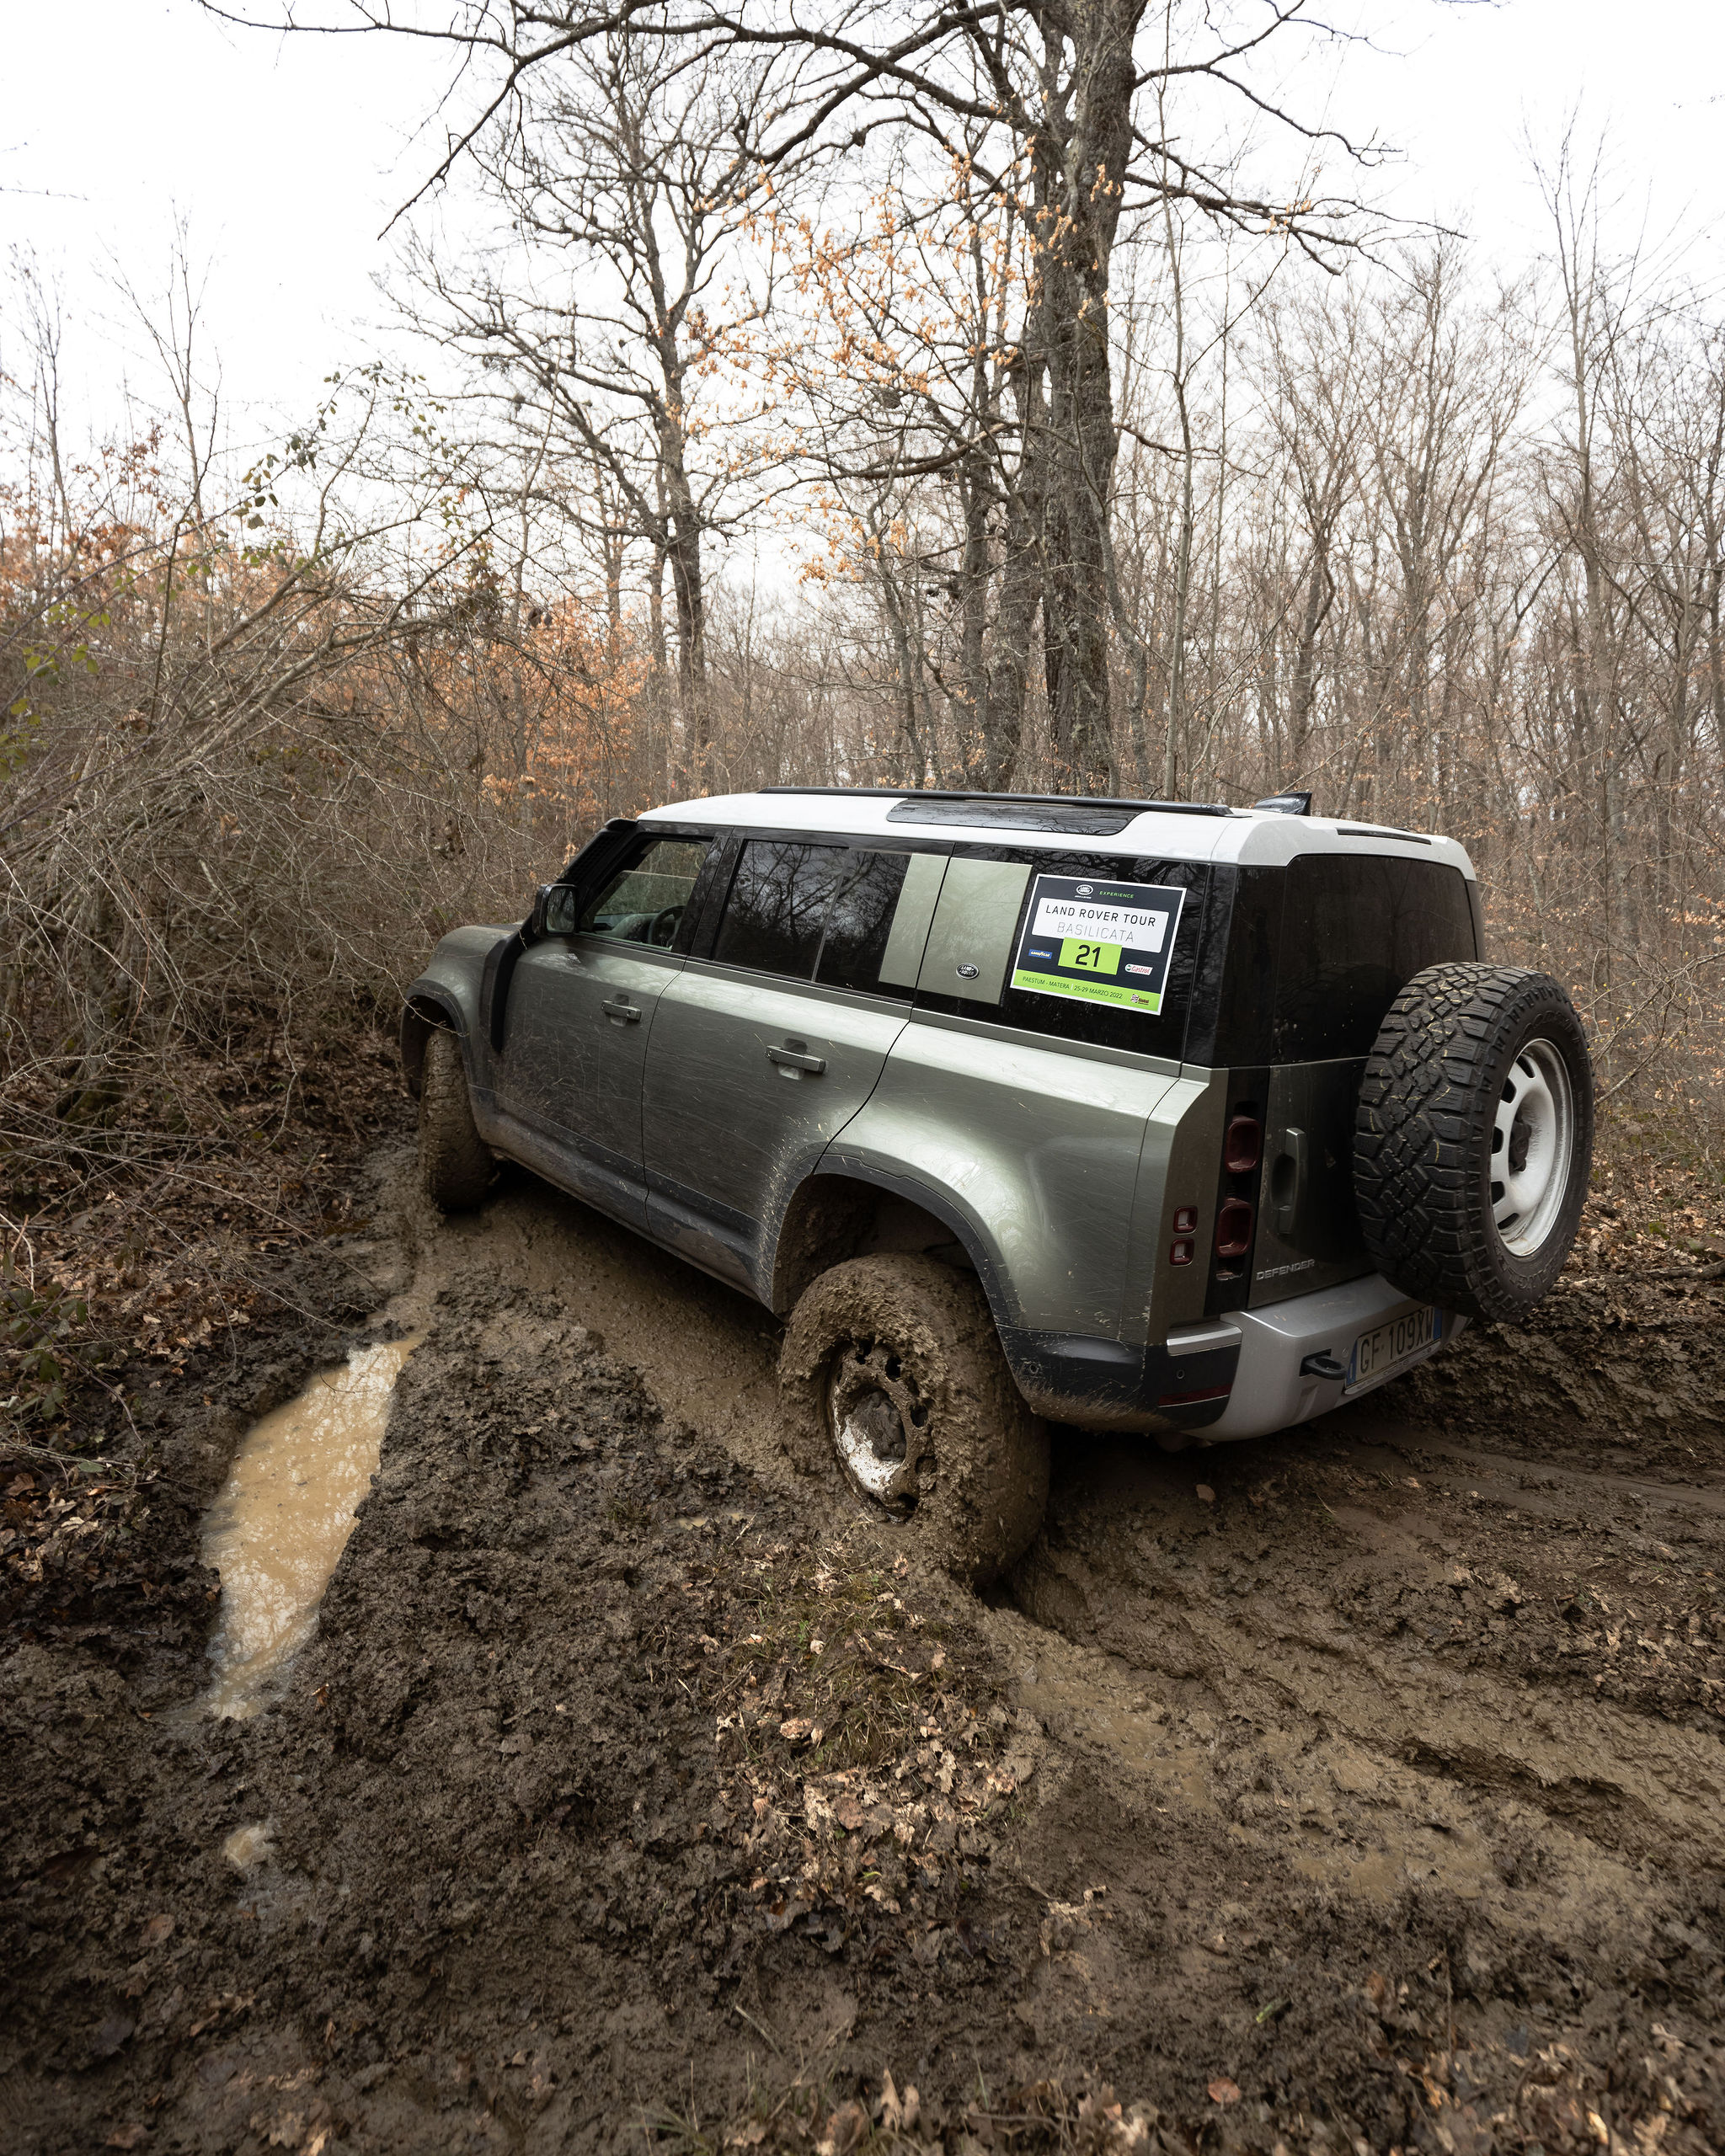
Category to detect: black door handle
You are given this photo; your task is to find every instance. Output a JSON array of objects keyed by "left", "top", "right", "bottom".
[
  {"left": 767, "top": 1043, "right": 825, "bottom": 1075},
  {"left": 602, "top": 997, "right": 642, "bottom": 1025},
  {"left": 1270, "top": 1127, "right": 1307, "bottom": 1236}
]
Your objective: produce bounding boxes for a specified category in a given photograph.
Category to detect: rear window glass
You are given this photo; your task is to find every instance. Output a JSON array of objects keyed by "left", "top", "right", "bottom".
[
  {"left": 713, "top": 840, "right": 913, "bottom": 993},
  {"left": 714, "top": 841, "right": 846, "bottom": 976},
  {"left": 1272, "top": 855, "right": 1477, "bottom": 1059},
  {"left": 817, "top": 851, "right": 911, "bottom": 994},
  {"left": 916, "top": 848, "right": 1208, "bottom": 1059}
]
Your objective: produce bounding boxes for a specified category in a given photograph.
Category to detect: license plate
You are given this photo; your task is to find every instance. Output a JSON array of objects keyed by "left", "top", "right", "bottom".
[{"left": 1346, "top": 1306, "right": 1442, "bottom": 1393}]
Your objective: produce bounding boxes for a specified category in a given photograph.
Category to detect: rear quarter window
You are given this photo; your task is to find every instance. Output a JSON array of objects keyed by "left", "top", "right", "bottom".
[
  {"left": 916, "top": 848, "right": 1208, "bottom": 1059},
  {"left": 817, "top": 851, "right": 912, "bottom": 994}
]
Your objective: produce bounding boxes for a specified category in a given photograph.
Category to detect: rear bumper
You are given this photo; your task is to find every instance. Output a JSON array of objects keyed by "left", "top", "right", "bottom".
[
  {"left": 1003, "top": 1325, "right": 1241, "bottom": 1432},
  {"left": 1199, "top": 1273, "right": 1465, "bottom": 1442},
  {"left": 1004, "top": 1273, "right": 1462, "bottom": 1438}
]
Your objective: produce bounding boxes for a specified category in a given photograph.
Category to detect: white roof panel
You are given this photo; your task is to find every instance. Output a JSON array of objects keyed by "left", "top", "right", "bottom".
[{"left": 640, "top": 791, "right": 1476, "bottom": 879}]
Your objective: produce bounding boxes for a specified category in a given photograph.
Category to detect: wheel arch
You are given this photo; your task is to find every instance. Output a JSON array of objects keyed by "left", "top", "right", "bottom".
[
  {"left": 767, "top": 1162, "right": 1013, "bottom": 1333},
  {"left": 399, "top": 989, "right": 465, "bottom": 1100}
]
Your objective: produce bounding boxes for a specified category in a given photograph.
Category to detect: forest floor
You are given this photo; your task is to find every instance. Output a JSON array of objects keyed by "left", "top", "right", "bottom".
[{"left": 3, "top": 1081, "right": 1723, "bottom": 2156}]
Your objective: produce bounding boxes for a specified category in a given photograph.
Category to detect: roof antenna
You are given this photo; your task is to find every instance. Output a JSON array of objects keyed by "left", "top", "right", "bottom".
[{"left": 1254, "top": 791, "right": 1313, "bottom": 816}]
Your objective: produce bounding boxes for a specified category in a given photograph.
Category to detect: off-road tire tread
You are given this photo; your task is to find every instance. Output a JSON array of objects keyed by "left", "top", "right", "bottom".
[
  {"left": 777, "top": 1254, "right": 1049, "bottom": 1586},
  {"left": 419, "top": 1027, "right": 493, "bottom": 1212},
  {"left": 1354, "top": 961, "right": 1593, "bottom": 1323}
]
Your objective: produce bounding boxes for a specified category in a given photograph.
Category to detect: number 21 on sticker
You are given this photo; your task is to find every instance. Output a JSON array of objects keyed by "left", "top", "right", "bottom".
[{"left": 1060, "top": 937, "right": 1120, "bottom": 975}]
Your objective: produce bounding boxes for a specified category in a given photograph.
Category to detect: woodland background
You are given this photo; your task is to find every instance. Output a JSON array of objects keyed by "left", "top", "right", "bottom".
[{"left": 2, "top": 2, "right": 1721, "bottom": 1407}]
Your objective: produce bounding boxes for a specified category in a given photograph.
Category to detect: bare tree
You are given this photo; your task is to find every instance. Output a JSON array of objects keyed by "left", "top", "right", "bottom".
[
  {"left": 398, "top": 28, "right": 784, "bottom": 788},
  {"left": 218, "top": 0, "right": 1385, "bottom": 785}
]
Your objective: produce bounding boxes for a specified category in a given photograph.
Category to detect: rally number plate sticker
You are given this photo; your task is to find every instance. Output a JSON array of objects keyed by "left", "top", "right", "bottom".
[
  {"left": 1345, "top": 1306, "right": 1442, "bottom": 1394},
  {"left": 1009, "top": 874, "right": 1188, "bottom": 1015}
]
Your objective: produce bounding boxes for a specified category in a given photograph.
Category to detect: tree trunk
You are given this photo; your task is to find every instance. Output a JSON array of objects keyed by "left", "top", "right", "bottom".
[{"left": 1013, "top": 0, "right": 1141, "bottom": 792}]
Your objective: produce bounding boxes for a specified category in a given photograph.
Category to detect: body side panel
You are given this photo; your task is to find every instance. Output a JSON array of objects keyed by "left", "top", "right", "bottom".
[
  {"left": 832, "top": 1009, "right": 1183, "bottom": 1347},
  {"left": 1135, "top": 1067, "right": 1230, "bottom": 1337},
  {"left": 644, "top": 967, "right": 912, "bottom": 1301}
]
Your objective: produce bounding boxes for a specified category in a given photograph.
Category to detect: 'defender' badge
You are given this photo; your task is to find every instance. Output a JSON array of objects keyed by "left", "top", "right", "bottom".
[{"left": 1009, "top": 873, "right": 1187, "bottom": 1014}]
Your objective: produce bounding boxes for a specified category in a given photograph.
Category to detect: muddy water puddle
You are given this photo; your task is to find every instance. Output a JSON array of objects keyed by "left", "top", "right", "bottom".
[{"left": 200, "top": 1334, "right": 421, "bottom": 1716}]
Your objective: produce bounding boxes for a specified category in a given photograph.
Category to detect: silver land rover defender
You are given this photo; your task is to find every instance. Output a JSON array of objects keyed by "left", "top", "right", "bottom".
[{"left": 402, "top": 788, "right": 1594, "bottom": 1580}]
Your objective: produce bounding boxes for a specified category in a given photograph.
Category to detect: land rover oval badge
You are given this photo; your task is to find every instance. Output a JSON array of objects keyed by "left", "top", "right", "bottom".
[{"left": 956, "top": 962, "right": 980, "bottom": 979}]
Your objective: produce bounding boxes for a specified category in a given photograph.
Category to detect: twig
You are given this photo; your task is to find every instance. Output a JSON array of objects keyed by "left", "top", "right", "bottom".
[{"left": 731, "top": 2003, "right": 783, "bottom": 2057}]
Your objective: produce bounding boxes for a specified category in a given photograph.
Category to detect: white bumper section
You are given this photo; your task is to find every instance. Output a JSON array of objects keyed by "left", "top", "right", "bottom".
[{"left": 1169, "top": 1273, "right": 1466, "bottom": 1444}]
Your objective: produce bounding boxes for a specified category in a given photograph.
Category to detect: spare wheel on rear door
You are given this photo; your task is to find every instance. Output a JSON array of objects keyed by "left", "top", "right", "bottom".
[{"left": 1354, "top": 962, "right": 1594, "bottom": 1323}]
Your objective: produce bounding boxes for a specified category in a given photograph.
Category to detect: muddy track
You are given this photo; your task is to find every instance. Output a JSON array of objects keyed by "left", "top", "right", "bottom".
[
  {"left": 438, "top": 1164, "right": 1725, "bottom": 1891},
  {"left": 3, "top": 1146, "right": 1722, "bottom": 2154}
]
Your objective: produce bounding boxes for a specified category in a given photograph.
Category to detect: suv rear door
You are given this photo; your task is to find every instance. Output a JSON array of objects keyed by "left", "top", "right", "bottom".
[
  {"left": 1194, "top": 851, "right": 1481, "bottom": 1309},
  {"left": 641, "top": 837, "right": 937, "bottom": 1293}
]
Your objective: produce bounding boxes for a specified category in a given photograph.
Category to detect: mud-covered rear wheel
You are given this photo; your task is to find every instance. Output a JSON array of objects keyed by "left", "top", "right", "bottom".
[
  {"left": 418, "top": 1027, "right": 493, "bottom": 1212},
  {"left": 1354, "top": 962, "right": 1594, "bottom": 1321},
  {"left": 777, "top": 1254, "right": 1049, "bottom": 1585}
]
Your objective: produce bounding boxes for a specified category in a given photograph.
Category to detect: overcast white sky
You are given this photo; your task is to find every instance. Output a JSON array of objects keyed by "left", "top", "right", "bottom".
[{"left": 3, "top": 0, "right": 1721, "bottom": 452}]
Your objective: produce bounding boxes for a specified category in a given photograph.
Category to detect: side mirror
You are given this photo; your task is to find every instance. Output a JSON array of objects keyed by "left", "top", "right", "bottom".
[{"left": 527, "top": 883, "right": 554, "bottom": 938}]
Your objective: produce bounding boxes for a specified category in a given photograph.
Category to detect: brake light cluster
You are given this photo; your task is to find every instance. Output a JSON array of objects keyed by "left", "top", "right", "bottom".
[
  {"left": 1214, "top": 1108, "right": 1262, "bottom": 1274},
  {"left": 1224, "top": 1115, "right": 1262, "bottom": 1175},
  {"left": 1167, "top": 1110, "right": 1263, "bottom": 1273}
]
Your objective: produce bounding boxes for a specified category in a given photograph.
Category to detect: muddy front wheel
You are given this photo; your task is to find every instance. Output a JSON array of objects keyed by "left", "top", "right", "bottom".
[
  {"left": 777, "top": 1254, "right": 1049, "bottom": 1585},
  {"left": 418, "top": 1027, "right": 493, "bottom": 1212}
]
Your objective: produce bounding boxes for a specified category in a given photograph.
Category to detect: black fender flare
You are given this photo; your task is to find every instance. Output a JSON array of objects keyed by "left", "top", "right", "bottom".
[
  {"left": 779, "top": 1155, "right": 1017, "bottom": 1334},
  {"left": 399, "top": 990, "right": 466, "bottom": 1098}
]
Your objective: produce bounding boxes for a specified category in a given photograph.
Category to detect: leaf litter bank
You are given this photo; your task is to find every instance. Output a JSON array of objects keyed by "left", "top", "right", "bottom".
[{"left": 1, "top": 1146, "right": 1722, "bottom": 2154}]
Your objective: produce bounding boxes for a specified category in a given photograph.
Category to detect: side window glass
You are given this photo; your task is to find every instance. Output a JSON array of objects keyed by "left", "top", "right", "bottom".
[
  {"left": 713, "top": 841, "right": 848, "bottom": 978},
  {"left": 917, "top": 850, "right": 1205, "bottom": 1060},
  {"left": 577, "top": 837, "right": 711, "bottom": 947},
  {"left": 816, "top": 851, "right": 912, "bottom": 995}
]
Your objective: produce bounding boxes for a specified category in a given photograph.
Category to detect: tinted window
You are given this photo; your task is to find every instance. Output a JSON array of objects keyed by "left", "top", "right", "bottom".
[
  {"left": 817, "top": 851, "right": 911, "bottom": 995},
  {"left": 1193, "top": 865, "right": 1281, "bottom": 1067},
  {"left": 915, "top": 848, "right": 1208, "bottom": 1060},
  {"left": 1272, "top": 855, "right": 1477, "bottom": 1059},
  {"left": 577, "top": 836, "right": 712, "bottom": 944},
  {"left": 712, "top": 841, "right": 919, "bottom": 990},
  {"left": 714, "top": 841, "right": 850, "bottom": 978}
]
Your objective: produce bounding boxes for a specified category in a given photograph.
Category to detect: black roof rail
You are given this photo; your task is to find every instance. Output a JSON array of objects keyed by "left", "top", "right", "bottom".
[{"left": 760, "top": 786, "right": 1235, "bottom": 819}]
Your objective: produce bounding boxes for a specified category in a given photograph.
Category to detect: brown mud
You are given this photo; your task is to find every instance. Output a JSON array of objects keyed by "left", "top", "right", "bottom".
[{"left": 3, "top": 1148, "right": 1722, "bottom": 2155}]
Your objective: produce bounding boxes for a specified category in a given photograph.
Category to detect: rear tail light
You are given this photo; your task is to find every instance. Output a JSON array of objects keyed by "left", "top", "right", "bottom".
[
  {"left": 1224, "top": 1115, "right": 1262, "bottom": 1173},
  {"left": 1170, "top": 1237, "right": 1195, "bottom": 1266},
  {"left": 1215, "top": 1198, "right": 1254, "bottom": 1260}
]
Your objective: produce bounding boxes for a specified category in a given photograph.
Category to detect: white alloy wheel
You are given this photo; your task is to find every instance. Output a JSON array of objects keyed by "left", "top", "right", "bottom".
[
  {"left": 826, "top": 1344, "right": 931, "bottom": 1517},
  {"left": 1489, "top": 1038, "right": 1575, "bottom": 1257}
]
